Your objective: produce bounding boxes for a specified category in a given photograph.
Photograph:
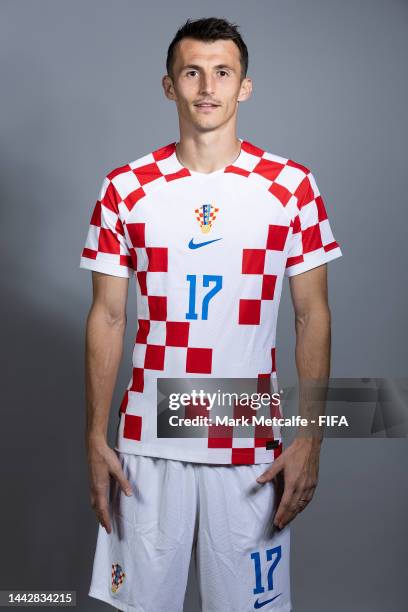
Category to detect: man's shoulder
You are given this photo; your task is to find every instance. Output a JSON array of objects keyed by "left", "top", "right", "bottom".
[
  {"left": 104, "top": 142, "right": 177, "bottom": 183},
  {"left": 237, "top": 141, "right": 315, "bottom": 214},
  {"left": 240, "top": 139, "right": 311, "bottom": 178}
]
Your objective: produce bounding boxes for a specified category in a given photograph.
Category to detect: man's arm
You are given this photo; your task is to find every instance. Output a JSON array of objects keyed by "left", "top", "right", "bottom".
[
  {"left": 291, "top": 262, "right": 330, "bottom": 441},
  {"left": 256, "top": 264, "right": 331, "bottom": 529},
  {"left": 84, "top": 271, "right": 133, "bottom": 534}
]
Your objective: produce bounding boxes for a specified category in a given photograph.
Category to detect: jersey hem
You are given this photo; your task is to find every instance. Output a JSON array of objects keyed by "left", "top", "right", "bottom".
[
  {"left": 284, "top": 246, "right": 342, "bottom": 277},
  {"left": 79, "top": 257, "right": 133, "bottom": 278},
  {"left": 114, "top": 441, "right": 277, "bottom": 464}
]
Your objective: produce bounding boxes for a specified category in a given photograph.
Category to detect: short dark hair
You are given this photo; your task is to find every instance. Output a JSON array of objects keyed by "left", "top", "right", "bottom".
[{"left": 166, "top": 17, "right": 249, "bottom": 80}]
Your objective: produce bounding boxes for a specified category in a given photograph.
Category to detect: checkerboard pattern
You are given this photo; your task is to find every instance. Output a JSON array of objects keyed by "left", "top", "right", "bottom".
[
  {"left": 79, "top": 139, "right": 341, "bottom": 464},
  {"left": 238, "top": 226, "right": 284, "bottom": 325}
]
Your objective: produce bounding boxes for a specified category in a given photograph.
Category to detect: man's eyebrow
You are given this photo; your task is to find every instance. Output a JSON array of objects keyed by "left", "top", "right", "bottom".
[{"left": 181, "top": 63, "right": 236, "bottom": 72}]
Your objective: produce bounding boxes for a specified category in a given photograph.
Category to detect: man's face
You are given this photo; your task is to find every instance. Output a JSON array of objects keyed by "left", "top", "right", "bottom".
[{"left": 163, "top": 38, "right": 252, "bottom": 133}]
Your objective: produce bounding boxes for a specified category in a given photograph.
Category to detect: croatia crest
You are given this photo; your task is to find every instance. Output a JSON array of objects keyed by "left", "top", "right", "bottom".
[
  {"left": 111, "top": 562, "right": 125, "bottom": 593},
  {"left": 195, "top": 203, "right": 219, "bottom": 233}
]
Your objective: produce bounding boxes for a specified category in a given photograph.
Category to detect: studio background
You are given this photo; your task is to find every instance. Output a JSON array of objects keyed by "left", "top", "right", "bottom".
[{"left": 1, "top": 1, "right": 407, "bottom": 611}]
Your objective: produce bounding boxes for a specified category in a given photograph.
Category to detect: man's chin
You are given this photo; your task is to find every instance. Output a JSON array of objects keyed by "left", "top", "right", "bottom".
[{"left": 191, "top": 118, "right": 225, "bottom": 133}]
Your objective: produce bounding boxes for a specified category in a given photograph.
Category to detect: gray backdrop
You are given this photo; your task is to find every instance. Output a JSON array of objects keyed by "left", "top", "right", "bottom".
[{"left": 1, "top": 0, "right": 407, "bottom": 610}]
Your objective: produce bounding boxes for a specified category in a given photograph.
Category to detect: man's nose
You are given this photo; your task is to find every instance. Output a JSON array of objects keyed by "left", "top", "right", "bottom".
[{"left": 199, "top": 72, "right": 215, "bottom": 95}]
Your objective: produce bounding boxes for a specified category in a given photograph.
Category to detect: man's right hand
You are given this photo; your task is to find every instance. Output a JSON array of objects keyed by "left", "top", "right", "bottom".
[{"left": 86, "top": 437, "right": 133, "bottom": 534}]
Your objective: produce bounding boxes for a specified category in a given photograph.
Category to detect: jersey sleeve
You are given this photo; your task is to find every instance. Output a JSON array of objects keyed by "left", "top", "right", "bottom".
[
  {"left": 79, "top": 175, "right": 135, "bottom": 278},
  {"left": 284, "top": 169, "right": 342, "bottom": 277}
]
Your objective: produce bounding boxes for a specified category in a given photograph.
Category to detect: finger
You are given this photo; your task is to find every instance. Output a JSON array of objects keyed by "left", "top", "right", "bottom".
[
  {"left": 275, "top": 483, "right": 316, "bottom": 528},
  {"left": 98, "top": 507, "right": 112, "bottom": 534},
  {"left": 94, "top": 497, "right": 112, "bottom": 533},
  {"left": 256, "top": 459, "right": 283, "bottom": 483},
  {"left": 110, "top": 464, "right": 133, "bottom": 496},
  {"left": 292, "top": 488, "right": 314, "bottom": 513},
  {"left": 274, "top": 486, "right": 298, "bottom": 528},
  {"left": 276, "top": 495, "right": 308, "bottom": 528},
  {"left": 274, "top": 506, "right": 297, "bottom": 530}
]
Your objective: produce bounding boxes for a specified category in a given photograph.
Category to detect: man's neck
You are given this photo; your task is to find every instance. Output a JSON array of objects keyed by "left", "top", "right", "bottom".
[{"left": 175, "top": 129, "right": 241, "bottom": 174}]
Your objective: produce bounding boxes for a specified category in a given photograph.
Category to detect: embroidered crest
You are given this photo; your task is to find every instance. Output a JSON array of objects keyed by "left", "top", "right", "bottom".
[
  {"left": 195, "top": 203, "right": 219, "bottom": 233},
  {"left": 111, "top": 562, "right": 125, "bottom": 593}
]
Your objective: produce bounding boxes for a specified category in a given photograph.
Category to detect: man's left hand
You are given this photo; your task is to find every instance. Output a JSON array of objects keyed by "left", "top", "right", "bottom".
[{"left": 256, "top": 438, "right": 321, "bottom": 529}]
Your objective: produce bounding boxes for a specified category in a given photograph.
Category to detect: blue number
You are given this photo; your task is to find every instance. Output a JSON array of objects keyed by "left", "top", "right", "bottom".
[
  {"left": 251, "top": 546, "right": 282, "bottom": 595},
  {"left": 202, "top": 275, "right": 223, "bottom": 319},
  {"left": 266, "top": 546, "right": 282, "bottom": 591},
  {"left": 250, "top": 551, "right": 264, "bottom": 595},
  {"left": 186, "top": 275, "right": 198, "bottom": 320},
  {"left": 186, "top": 274, "right": 222, "bottom": 320}
]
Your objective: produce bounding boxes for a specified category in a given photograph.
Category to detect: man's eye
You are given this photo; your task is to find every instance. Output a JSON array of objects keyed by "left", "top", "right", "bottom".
[
  {"left": 218, "top": 70, "right": 229, "bottom": 77},
  {"left": 186, "top": 71, "right": 198, "bottom": 77}
]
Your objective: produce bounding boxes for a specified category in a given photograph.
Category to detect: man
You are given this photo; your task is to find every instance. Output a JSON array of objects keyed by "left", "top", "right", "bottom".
[{"left": 79, "top": 17, "right": 342, "bottom": 612}]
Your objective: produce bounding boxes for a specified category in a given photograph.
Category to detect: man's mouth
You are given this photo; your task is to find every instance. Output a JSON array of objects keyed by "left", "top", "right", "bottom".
[{"left": 194, "top": 102, "right": 220, "bottom": 109}]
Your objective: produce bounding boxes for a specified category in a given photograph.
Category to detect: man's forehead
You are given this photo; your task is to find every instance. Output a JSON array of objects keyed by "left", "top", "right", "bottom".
[{"left": 175, "top": 38, "right": 240, "bottom": 66}]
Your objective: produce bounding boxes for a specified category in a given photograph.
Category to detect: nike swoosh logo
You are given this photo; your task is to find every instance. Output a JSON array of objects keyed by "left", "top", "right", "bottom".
[
  {"left": 188, "top": 237, "right": 222, "bottom": 249},
  {"left": 254, "top": 593, "right": 282, "bottom": 608}
]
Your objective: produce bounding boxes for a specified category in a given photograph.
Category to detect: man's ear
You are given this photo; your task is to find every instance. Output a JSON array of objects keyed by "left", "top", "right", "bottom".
[
  {"left": 237, "top": 77, "right": 253, "bottom": 103},
  {"left": 162, "top": 74, "right": 176, "bottom": 101}
]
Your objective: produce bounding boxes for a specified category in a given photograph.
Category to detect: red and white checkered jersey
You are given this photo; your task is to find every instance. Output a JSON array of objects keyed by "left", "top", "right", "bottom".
[{"left": 79, "top": 139, "right": 342, "bottom": 464}]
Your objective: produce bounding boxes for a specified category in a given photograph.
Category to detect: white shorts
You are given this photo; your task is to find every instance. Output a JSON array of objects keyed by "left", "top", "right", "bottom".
[{"left": 89, "top": 452, "right": 292, "bottom": 612}]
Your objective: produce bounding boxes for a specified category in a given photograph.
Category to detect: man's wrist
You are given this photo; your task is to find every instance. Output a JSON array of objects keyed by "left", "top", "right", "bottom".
[
  {"left": 85, "top": 429, "right": 109, "bottom": 449},
  {"left": 293, "top": 435, "right": 323, "bottom": 448}
]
